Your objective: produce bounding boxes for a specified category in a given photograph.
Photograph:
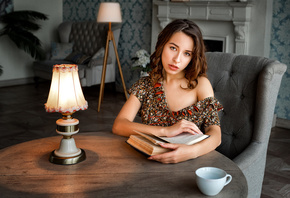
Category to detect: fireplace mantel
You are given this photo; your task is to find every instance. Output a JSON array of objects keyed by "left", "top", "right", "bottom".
[{"left": 152, "top": 0, "right": 253, "bottom": 55}]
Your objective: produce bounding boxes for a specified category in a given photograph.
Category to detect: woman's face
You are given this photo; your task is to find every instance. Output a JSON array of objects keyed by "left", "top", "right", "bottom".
[{"left": 161, "top": 31, "right": 194, "bottom": 77}]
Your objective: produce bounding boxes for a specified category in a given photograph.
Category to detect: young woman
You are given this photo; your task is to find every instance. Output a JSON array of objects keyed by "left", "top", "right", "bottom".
[{"left": 112, "top": 19, "right": 223, "bottom": 164}]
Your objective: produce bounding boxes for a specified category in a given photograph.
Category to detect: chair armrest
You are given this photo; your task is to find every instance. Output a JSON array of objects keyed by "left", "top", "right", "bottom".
[
  {"left": 233, "top": 141, "right": 266, "bottom": 170},
  {"left": 88, "top": 57, "right": 112, "bottom": 68}
]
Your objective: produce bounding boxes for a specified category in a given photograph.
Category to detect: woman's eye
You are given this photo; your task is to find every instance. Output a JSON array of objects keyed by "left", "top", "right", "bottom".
[
  {"left": 185, "top": 52, "right": 191, "bottom": 56},
  {"left": 170, "top": 46, "right": 176, "bottom": 51}
]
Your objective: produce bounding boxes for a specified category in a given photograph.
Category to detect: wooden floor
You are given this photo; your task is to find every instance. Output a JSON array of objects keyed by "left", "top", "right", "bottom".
[
  {"left": 261, "top": 126, "right": 290, "bottom": 198},
  {"left": 0, "top": 82, "right": 289, "bottom": 198}
]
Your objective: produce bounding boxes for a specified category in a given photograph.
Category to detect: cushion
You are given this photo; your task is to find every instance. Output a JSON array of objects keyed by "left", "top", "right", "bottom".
[
  {"left": 50, "top": 42, "right": 73, "bottom": 60},
  {"left": 88, "top": 47, "right": 112, "bottom": 67},
  {"left": 92, "top": 47, "right": 105, "bottom": 59},
  {"left": 65, "top": 52, "right": 91, "bottom": 64}
]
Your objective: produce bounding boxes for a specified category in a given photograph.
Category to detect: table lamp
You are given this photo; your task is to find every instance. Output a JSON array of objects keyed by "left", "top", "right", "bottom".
[
  {"left": 45, "top": 64, "right": 88, "bottom": 165},
  {"left": 97, "top": 2, "right": 128, "bottom": 112}
]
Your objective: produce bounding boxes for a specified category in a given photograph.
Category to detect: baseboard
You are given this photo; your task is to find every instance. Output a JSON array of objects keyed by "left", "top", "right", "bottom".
[
  {"left": 276, "top": 118, "right": 290, "bottom": 129},
  {"left": 0, "top": 77, "right": 34, "bottom": 87}
]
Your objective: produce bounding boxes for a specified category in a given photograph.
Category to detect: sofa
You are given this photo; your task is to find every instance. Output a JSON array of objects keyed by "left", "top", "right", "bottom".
[
  {"left": 206, "top": 52, "right": 287, "bottom": 198},
  {"left": 33, "top": 21, "right": 121, "bottom": 87}
]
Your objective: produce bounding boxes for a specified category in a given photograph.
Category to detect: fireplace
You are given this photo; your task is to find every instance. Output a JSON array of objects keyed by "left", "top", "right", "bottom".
[
  {"left": 204, "top": 39, "right": 224, "bottom": 52},
  {"left": 151, "top": 0, "right": 273, "bottom": 57}
]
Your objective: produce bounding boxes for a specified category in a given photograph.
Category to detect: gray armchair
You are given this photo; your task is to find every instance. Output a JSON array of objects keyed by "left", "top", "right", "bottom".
[
  {"left": 33, "top": 21, "right": 121, "bottom": 87},
  {"left": 206, "top": 52, "right": 286, "bottom": 198}
]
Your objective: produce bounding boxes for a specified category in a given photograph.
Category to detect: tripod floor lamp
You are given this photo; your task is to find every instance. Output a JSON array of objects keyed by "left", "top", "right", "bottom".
[{"left": 97, "top": 2, "right": 128, "bottom": 112}]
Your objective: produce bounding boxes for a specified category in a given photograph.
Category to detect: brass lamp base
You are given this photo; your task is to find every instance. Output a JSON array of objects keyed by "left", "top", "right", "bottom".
[{"left": 49, "top": 149, "right": 86, "bottom": 165}]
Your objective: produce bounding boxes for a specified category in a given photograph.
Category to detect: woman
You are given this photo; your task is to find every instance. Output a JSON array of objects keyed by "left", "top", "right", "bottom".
[{"left": 112, "top": 19, "right": 223, "bottom": 164}]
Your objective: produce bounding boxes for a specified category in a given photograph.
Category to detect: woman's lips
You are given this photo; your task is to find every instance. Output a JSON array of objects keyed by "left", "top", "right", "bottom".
[{"left": 169, "top": 64, "right": 179, "bottom": 71}]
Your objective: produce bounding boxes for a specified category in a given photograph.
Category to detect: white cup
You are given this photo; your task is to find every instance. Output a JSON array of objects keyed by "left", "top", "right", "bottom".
[{"left": 195, "top": 167, "right": 232, "bottom": 196}]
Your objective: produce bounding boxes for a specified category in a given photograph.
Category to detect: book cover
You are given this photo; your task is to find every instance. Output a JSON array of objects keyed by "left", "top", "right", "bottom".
[{"left": 127, "top": 135, "right": 170, "bottom": 156}]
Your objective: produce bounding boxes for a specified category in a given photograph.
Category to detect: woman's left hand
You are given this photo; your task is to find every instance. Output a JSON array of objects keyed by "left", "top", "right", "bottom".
[{"left": 148, "top": 143, "right": 198, "bottom": 164}]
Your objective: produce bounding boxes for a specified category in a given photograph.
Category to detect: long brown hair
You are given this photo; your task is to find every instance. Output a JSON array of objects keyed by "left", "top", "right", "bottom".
[{"left": 150, "top": 19, "right": 207, "bottom": 89}]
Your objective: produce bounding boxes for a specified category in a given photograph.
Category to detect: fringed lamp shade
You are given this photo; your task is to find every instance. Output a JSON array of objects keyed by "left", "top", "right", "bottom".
[
  {"left": 45, "top": 64, "right": 87, "bottom": 165},
  {"left": 45, "top": 64, "right": 88, "bottom": 114}
]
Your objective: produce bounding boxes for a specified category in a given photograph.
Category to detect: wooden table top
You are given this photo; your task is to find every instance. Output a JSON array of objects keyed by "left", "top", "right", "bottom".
[{"left": 0, "top": 132, "right": 247, "bottom": 197}]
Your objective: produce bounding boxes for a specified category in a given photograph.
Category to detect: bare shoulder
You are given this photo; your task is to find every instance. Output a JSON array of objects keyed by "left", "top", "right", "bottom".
[
  {"left": 197, "top": 76, "right": 211, "bottom": 84},
  {"left": 196, "top": 76, "right": 214, "bottom": 100}
]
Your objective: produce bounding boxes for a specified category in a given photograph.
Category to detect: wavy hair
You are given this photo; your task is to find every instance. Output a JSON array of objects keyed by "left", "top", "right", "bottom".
[{"left": 149, "top": 19, "right": 207, "bottom": 89}]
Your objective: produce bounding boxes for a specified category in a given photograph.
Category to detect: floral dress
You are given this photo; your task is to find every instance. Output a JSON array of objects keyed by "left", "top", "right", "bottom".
[{"left": 128, "top": 76, "right": 223, "bottom": 131}]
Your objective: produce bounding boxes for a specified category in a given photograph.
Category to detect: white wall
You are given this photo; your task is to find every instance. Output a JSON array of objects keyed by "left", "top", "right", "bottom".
[
  {"left": 248, "top": 0, "right": 273, "bottom": 57},
  {"left": 0, "top": 0, "right": 62, "bottom": 86}
]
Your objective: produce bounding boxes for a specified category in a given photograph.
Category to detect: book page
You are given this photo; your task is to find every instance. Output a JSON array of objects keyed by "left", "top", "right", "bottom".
[
  {"left": 159, "top": 133, "right": 209, "bottom": 145},
  {"left": 133, "top": 130, "right": 209, "bottom": 146},
  {"left": 133, "top": 130, "right": 166, "bottom": 145}
]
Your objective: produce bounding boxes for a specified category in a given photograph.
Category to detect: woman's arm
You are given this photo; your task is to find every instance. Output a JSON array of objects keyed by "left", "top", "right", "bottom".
[
  {"left": 193, "top": 76, "right": 222, "bottom": 155},
  {"left": 112, "top": 94, "right": 202, "bottom": 137},
  {"left": 189, "top": 124, "right": 221, "bottom": 158},
  {"left": 112, "top": 94, "right": 166, "bottom": 137},
  {"left": 148, "top": 125, "right": 221, "bottom": 163}
]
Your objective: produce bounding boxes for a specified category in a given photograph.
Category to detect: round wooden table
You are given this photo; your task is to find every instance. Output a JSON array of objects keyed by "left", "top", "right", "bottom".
[{"left": 0, "top": 132, "right": 247, "bottom": 197}]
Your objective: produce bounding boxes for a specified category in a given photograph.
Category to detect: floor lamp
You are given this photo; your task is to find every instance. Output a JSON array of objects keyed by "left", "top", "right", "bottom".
[{"left": 97, "top": 2, "right": 128, "bottom": 112}]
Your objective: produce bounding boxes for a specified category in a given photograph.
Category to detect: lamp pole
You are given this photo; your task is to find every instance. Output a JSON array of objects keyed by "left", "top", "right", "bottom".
[{"left": 98, "top": 22, "right": 128, "bottom": 112}]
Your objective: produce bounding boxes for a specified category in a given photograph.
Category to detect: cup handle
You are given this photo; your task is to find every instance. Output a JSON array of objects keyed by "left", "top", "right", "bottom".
[{"left": 224, "top": 174, "right": 232, "bottom": 186}]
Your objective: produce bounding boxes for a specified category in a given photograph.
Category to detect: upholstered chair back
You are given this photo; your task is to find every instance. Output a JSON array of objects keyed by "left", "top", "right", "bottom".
[
  {"left": 205, "top": 52, "right": 286, "bottom": 198},
  {"left": 69, "top": 21, "right": 108, "bottom": 56},
  {"left": 207, "top": 52, "right": 268, "bottom": 159}
]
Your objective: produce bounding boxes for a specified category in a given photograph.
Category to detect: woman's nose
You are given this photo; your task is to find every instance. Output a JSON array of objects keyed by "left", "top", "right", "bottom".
[{"left": 173, "top": 52, "right": 181, "bottom": 63}]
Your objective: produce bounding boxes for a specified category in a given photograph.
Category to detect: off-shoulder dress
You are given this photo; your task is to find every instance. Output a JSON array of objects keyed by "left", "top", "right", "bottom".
[{"left": 128, "top": 76, "right": 223, "bottom": 131}]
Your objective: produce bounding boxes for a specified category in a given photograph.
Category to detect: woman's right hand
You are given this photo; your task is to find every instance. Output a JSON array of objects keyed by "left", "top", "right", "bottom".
[{"left": 163, "top": 119, "right": 202, "bottom": 137}]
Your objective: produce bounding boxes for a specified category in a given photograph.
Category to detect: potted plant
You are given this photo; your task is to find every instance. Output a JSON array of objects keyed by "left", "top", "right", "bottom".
[
  {"left": 0, "top": 10, "right": 48, "bottom": 60},
  {"left": 131, "top": 49, "right": 151, "bottom": 77}
]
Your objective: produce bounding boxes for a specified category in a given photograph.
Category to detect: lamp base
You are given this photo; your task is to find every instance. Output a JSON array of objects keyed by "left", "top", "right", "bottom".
[{"left": 49, "top": 149, "right": 86, "bottom": 165}]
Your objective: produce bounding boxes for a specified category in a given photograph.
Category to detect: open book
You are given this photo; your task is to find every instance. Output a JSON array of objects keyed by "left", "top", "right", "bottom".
[{"left": 126, "top": 130, "right": 209, "bottom": 156}]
